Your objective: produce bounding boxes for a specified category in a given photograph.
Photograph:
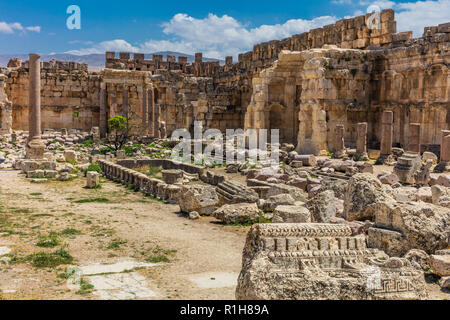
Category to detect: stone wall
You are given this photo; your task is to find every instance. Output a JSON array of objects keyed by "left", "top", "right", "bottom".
[
  {"left": 5, "top": 60, "right": 101, "bottom": 131},
  {"left": 1, "top": 10, "right": 448, "bottom": 155}
]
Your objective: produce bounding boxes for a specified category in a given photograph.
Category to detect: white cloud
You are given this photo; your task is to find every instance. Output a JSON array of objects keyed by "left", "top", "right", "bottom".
[
  {"left": 0, "top": 22, "right": 24, "bottom": 34},
  {"left": 0, "top": 21, "right": 40, "bottom": 34},
  {"left": 395, "top": 0, "right": 450, "bottom": 36},
  {"left": 67, "top": 13, "right": 337, "bottom": 58},
  {"left": 26, "top": 26, "right": 41, "bottom": 33},
  {"left": 67, "top": 39, "right": 140, "bottom": 55},
  {"left": 359, "top": 0, "right": 395, "bottom": 9},
  {"left": 66, "top": 1, "right": 450, "bottom": 58},
  {"left": 332, "top": 0, "right": 353, "bottom": 4}
]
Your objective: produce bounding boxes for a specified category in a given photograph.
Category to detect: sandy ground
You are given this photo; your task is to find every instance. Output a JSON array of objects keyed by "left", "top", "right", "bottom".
[
  {"left": 0, "top": 169, "right": 447, "bottom": 300},
  {"left": 0, "top": 170, "right": 248, "bottom": 300}
]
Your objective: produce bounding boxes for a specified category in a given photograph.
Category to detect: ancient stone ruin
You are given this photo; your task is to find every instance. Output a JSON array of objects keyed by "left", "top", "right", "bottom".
[{"left": 0, "top": 9, "right": 449, "bottom": 301}]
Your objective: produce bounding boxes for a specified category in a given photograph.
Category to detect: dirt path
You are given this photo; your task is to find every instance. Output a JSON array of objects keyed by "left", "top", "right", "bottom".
[{"left": 0, "top": 170, "right": 247, "bottom": 300}]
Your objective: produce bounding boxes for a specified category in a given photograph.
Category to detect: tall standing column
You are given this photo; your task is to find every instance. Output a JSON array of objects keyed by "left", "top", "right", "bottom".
[
  {"left": 408, "top": 123, "right": 421, "bottom": 154},
  {"left": 380, "top": 111, "right": 393, "bottom": 156},
  {"left": 356, "top": 122, "right": 368, "bottom": 160},
  {"left": 154, "top": 103, "right": 161, "bottom": 139},
  {"left": 29, "top": 53, "right": 41, "bottom": 140},
  {"left": 142, "top": 85, "right": 148, "bottom": 131},
  {"left": 122, "top": 85, "right": 128, "bottom": 118},
  {"left": 26, "top": 53, "right": 45, "bottom": 159},
  {"left": 147, "top": 87, "right": 153, "bottom": 131},
  {"left": 434, "top": 130, "right": 450, "bottom": 172},
  {"left": 334, "top": 124, "right": 345, "bottom": 158},
  {"left": 99, "top": 83, "right": 107, "bottom": 138}
]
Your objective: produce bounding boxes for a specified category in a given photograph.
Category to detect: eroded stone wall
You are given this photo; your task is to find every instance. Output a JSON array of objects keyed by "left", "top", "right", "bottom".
[{"left": 5, "top": 60, "right": 100, "bottom": 131}]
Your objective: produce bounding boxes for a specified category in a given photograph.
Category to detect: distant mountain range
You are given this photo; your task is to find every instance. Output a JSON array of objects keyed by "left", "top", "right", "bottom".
[{"left": 0, "top": 51, "right": 223, "bottom": 71}]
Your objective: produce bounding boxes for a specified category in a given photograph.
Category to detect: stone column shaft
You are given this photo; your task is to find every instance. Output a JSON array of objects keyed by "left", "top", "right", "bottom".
[
  {"left": 380, "top": 111, "right": 393, "bottom": 156},
  {"left": 408, "top": 123, "right": 421, "bottom": 154},
  {"left": 122, "top": 85, "right": 128, "bottom": 118},
  {"left": 441, "top": 130, "right": 450, "bottom": 162},
  {"left": 29, "top": 53, "right": 41, "bottom": 140},
  {"left": 335, "top": 125, "right": 345, "bottom": 152},
  {"left": 99, "top": 84, "right": 107, "bottom": 138},
  {"left": 356, "top": 122, "right": 368, "bottom": 154},
  {"left": 154, "top": 103, "right": 160, "bottom": 138},
  {"left": 142, "top": 85, "right": 148, "bottom": 129},
  {"left": 148, "top": 88, "right": 153, "bottom": 130}
]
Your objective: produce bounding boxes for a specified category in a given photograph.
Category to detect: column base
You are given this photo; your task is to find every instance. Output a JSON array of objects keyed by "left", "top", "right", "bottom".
[
  {"left": 353, "top": 152, "right": 369, "bottom": 161},
  {"left": 376, "top": 154, "right": 396, "bottom": 165},
  {"left": 25, "top": 139, "right": 45, "bottom": 160},
  {"left": 433, "top": 161, "right": 450, "bottom": 173}
]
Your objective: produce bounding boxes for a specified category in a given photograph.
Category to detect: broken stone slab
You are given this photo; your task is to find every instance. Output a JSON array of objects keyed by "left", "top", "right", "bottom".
[
  {"left": 367, "top": 200, "right": 450, "bottom": 256},
  {"left": 272, "top": 205, "right": 311, "bottom": 223},
  {"left": 235, "top": 223, "right": 427, "bottom": 300},
  {"left": 162, "top": 169, "right": 183, "bottom": 185},
  {"left": 422, "top": 152, "right": 438, "bottom": 164},
  {"left": 378, "top": 172, "right": 399, "bottom": 185},
  {"left": 429, "top": 255, "right": 450, "bottom": 277},
  {"left": 262, "top": 194, "right": 295, "bottom": 212},
  {"left": 86, "top": 171, "right": 100, "bottom": 189},
  {"left": 64, "top": 150, "right": 77, "bottom": 163},
  {"left": 404, "top": 249, "right": 430, "bottom": 271},
  {"left": 343, "top": 173, "right": 391, "bottom": 221},
  {"left": 306, "top": 190, "right": 342, "bottom": 223},
  {"left": 293, "top": 154, "right": 316, "bottom": 166},
  {"left": 213, "top": 203, "right": 260, "bottom": 224},
  {"left": 329, "top": 217, "right": 366, "bottom": 235},
  {"left": 178, "top": 185, "right": 220, "bottom": 216}
]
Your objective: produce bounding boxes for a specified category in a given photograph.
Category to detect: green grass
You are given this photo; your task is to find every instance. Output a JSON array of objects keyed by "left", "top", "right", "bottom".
[
  {"left": 231, "top": 215, "right": 272, "bottom": 227},
  {"left": 30, "top": 193, "right": 42, "bottom": 196},
  {"left": 25, "top": 249, "right": 74, "bottom": 268},
  {"left": 76, "top": 278, "right": 94, "bottom": 295},
  {"left": 83, "top": 163, "right": 102, "bottom": 177},
  {"left": 107, "top": 238, "right": 127, "bottom": 250},
  {"left": 36, "top": 232, "right": 60, "bottom": 248},
  {"left": 144, "top": 246, "right": 176, "bottom": 263},
  {"left": 60, "top": 228, "right": 81, "bottom": 236},
  {"left": 73, "top": 197, "right": 110, "bottom": 204}
]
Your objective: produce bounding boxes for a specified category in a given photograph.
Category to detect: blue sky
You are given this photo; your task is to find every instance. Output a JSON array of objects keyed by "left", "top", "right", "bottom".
[{"left": 0, "top": 0, "right": 449, "bottom": 58}]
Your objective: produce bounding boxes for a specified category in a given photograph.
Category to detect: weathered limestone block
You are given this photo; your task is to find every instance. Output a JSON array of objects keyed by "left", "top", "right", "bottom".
[
  {"left": 64, "top": 150, "right": 77, "bottom": 163},
  {"left": 431, "top": 185, "right": 450, "bottom": 207},
  {"left": 266, "top": 184, "right": 308, "bottom": 202},
  {"left": 162, "top": 169, "right": 183, "bottom": 185},
  {"left": 378, "top": 172, "right": 399, "bottom": 185},
  {"left": 404, "top": 249, "right": 430, "bottom": 271},
  {"left": 343, "top": 173, "right": 391, "bottom": 221},
  {"left": 367, "top": 200, "right": 450, "bottom": 256},
  {"left": 306, "top": 190, "right": 342, "bottom": 222},
  {"left": 422, "top": 152, "right": 438, "bottom": 164},
  {"left": 166, "top": 185, "right": 182, "bottom": 204},
  {"left": 393, "top": 152, "right": 422, "bottom": 184},
  {"left": 293, "top": 154, "right": 316, "bottom": 166},
  {"left": 213, "top": 203, "right": 260, "bottom": 224},
  {"left": 86, "top": 171, "right": 100, "bottom": 189},
  {"left": 236, "top": 223, "right": 427, "bottom": 300},
  {"left": 272, "top": 205, "right": 311, "bottom": 223},
  {"left": 178, "top": 185, "right": 220, "bottom": 216},
  {"left": 216, "top": 180, "right": 259, "bottom": 204},
  {"left": 429, "top": 255, "right": 450, "bottom": 277},
  {"left": 262, "top": 194, "right": 295, "bottom": 212},
  {"left": 414, "top": 160, "right": 433, "bottom": 185}
]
